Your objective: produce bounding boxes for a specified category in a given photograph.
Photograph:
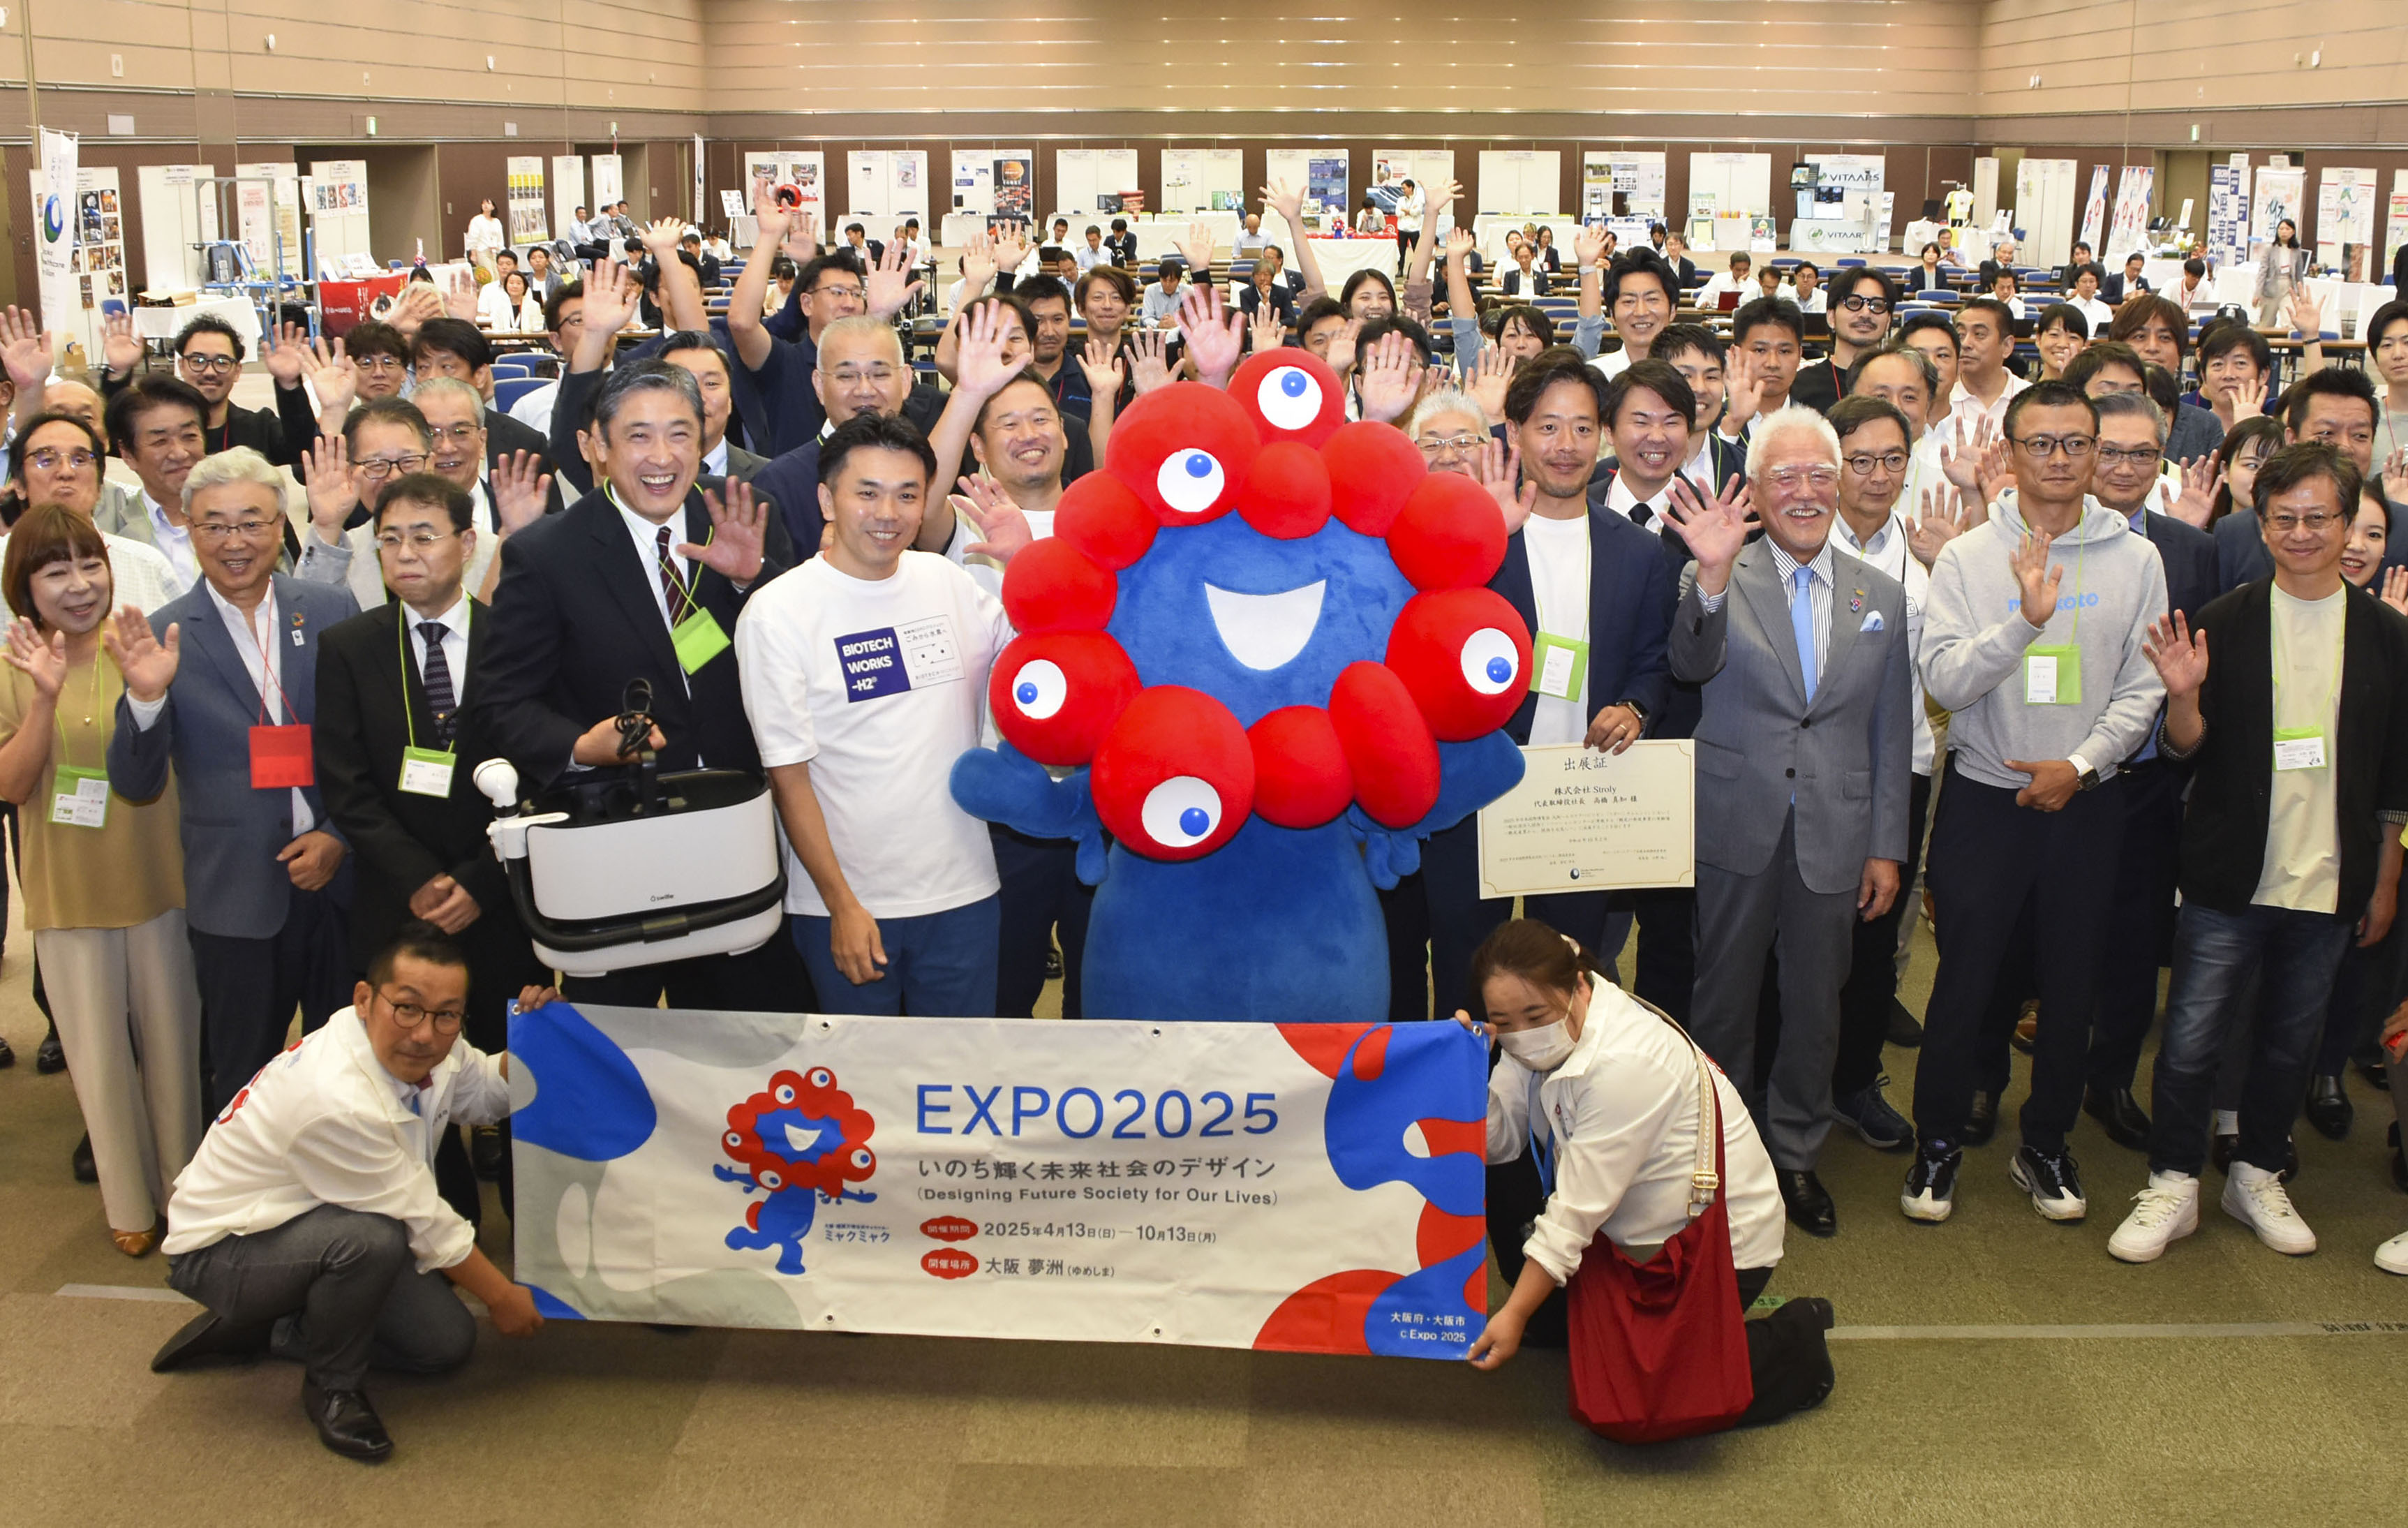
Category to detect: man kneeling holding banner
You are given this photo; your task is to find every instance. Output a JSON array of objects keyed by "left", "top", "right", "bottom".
[{"left": 150, "top": 924, "right": 553, "bottom": 1463}]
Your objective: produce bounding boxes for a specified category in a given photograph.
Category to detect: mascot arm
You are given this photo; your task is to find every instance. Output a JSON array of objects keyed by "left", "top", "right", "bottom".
[
  {"left": 951, "top": 741, "right": 1111, "bottom": 886},
  {"left": 1346, "top": 733, "right": 1527, "bottom": 891}
]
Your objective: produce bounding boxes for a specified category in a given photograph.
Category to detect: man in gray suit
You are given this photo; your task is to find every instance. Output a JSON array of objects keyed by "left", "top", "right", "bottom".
[
  {"left": 106, "top": 448, "right": 360, "bottom": 1115},
  {"left": 1665, "top": 403, "right": 1915, "bottom": 1238}
]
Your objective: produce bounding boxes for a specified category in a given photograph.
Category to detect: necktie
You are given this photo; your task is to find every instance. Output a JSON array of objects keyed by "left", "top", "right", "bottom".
[
  {"left": 419, "top": 623, "right": 458, "bottom": 746},
  {"left": 655, "top": 524, "right": 691, "bottom": 624},
  {"left": 1629, "top": 500, "right": 1653, "bottom": 529},
  {"left": 1791, "top": 565, "right": 1819, "bottom": 702}
]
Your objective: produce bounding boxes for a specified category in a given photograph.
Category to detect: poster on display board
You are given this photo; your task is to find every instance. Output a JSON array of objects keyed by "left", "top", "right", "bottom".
[
  {"left": 507, "top": 1004, "right": 1488, "bottom": 1359},
  {"left": 552, "top": 156, "right": 586, "bottom": 242},
  {"left": 506, "top": 156, "right": 548, "bottom": 244},
  {"left": 2317, "top": 166, "right": 2378, "bottom": 280},
  {"left": 2105, "top": 165, "right": 2154, "bottom": 265},
  {"left": 235, "top": 162, "right": 302, "bottom": 270},
  {"left": 2077, "top": 164, "right": 2109, "bottom": 254},
  {"left": 2208, "top": 161, "right": 2250, "bottom": 270},
  {"left": 949, "top": 149, "right": 1034, "bottom": 219},
  {"left": 1264, "top": 149, "right": 1351, "bottom": 230},
  {"left": 1059, "top": 149, "right": 1139, "bottom": 218},
  {"left": 2385, "top": 171, "right": 2408, "bottom": 285},
  {"left": 848, "top": 151, "right": 927, "bottom": 225},
  {"left": 1581, "top": 150, "right": 1667, "bottom": 222},
  {"left": 590, "top": 154, "right": 624, "bottom": 211},
  {"left": 2254, "top": 161, "right": 2305, "bottom": 251},
  {"left": 1370, "top": 151, "right": 1457, "bottom": 222},
  {"left": 1159, "top": 149, "right": 1242, "bottom": 215},
  {"left": 33, "top": 129, "right": 78, "bottom": 335},
  {"left": 27, "top": 157, "right": 124, "bottom": 357},
  {"left": 308, "top": 158, "right": 373, "bottom": 266},
  {"left": 745, "top": 153, "right": 825, "bottom": 233},
  {"left": 692, "top": 135, "right": 706, "bottom": 226}
]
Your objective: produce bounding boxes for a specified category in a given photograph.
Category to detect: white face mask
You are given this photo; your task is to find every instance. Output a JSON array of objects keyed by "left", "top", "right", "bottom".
[{"left": 1497, "top": 1020, "right": 1577, "bottom": 1074}]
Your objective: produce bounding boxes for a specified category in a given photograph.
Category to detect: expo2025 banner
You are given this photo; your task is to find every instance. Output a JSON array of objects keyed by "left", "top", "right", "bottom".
[{"left": 509, "top": 1006, "right": 1490, "bottom": 1360}]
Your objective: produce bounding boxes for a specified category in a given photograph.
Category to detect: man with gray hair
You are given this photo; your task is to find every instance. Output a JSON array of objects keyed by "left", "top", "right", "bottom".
[
  {"left": 1665, "top": 403, "right": 1915, "bottom": 1238},
  {"left": 104, "top": 447, "right": 360, "bottom": 1114},
  {"left": 472, "top": 362, "right": 805, "bottom": 1013}
]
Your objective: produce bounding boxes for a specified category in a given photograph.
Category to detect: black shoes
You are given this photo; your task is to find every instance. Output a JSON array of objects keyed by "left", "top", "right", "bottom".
[
  {"left": 2083, "top": 1085, "right": 2152, "bottom": 1151},
  {"left": 150, "top": 1311, "right": 271, "bottom": 1373},
  {"left": 1776, "top": 1169, "right": 1838, "bottom": 1238},
  {"left": 2359, "top": 1059, "right": 2390, "bottom": 1092},
  {"left": 1901, "top": 1141, "right": 1962, "bottom": 1222},
  {"left": 1963, "top": 1090, "right": 1998, "bottom": 1147},
  {"left": 470, "top": 1126, "right": 505, "bottom": 1182},
  {"left": 302, "top": 1380, "right": 393, "bottom": 1462},
  {"left": 0, "top": 1033, "right": 13, "bottom": 1067},
  {"left": 2304, "top": 1074, "right": 2353, "bottom": 1140},
  {"left": 36, "top": 1028, "right": 65, "bottom": 1074},
  {"left": 71, "top": 1132, "right": 95, "bottom": 1184},
  {"left": 1885, "top": 999, "right": 1924, "bottom": 1048},
  {"left": 1830, "top": 1076, "right": 1914, "bottom": 1151},
  {"left": 2009, "top": 1144, "right": 2088, "bottom": 1220}
]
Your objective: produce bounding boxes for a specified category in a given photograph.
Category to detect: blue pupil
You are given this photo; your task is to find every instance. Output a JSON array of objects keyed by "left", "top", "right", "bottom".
[
  {"left": 1279, "top": 370, "right": 1308, "bottom": 397},
  {"left": 1016, "top": 682, "right": 1039, "bottom": 704},
  {"left": 1178, "top": 806, "right": 1210, "bottom": 837},
  {"left": 1183, "top": 452, "right": 1212, "bottom": 478},
  {"left": 1485, "top": 657, "right": 1512, "bottom": 683}
]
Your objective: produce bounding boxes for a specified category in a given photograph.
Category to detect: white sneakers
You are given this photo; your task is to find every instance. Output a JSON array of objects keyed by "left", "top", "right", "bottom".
[
  {"left": 2377, "top": 1228, "right": 2408, "bottom": 1277},
  {"left": 2221, "top": 1162, "right": 2317, "bottom": 1256},
  {"left": 2107, "top": 1172, "right": 2199, "bottom": 1263}
]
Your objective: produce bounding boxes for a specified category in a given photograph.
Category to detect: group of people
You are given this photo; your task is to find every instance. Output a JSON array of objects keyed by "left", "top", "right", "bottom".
[{"left": 5, "top": 184, "right": 2405, "bottom": 1460}]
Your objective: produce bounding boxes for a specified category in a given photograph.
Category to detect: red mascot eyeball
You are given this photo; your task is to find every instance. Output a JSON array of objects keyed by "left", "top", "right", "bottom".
[
  {"left": 989, "top": 630, "right": 1143, "bottom": 766},
  {"left": 1327, "top": 661, "right": 1441, "bottom": 829},
  {"left": 1103, "top": 382, "right": 1260, "bottom": 526},
  {"left": 1231, "top": 348, "right": 1345, "bottom": 447},
  {"left": 1238, "top": 440, "right": 1335, "bottom": 540},
  {"left": 1053, "top": 471, "right": 1157, "bottom": 570},
  {"left": 1089, "top": 685, "right": 1256, "bottom": 861},
  {"left": 1383, "top": 588, "right": 1533, "bottom": 741},
  {"left": 1387, "top": 470, "right": 1509, "bottom": 591},
  {"left": 1321, "top": 421, "right": 1427, "bottom": 537},
  {"left": 1000, "top": 537, "right": 1117, "bottom": 633},
  {"left": 1245, "top": 705, "right": 1355, "bottom": 829}
]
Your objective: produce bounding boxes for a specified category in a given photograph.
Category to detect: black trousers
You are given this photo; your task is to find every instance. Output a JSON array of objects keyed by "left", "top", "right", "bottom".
[
  {"left": 189, "top": 887, "right": 353, "bottom": 1118},
  {"left": 1381, "top": 870, "right": 1432, "bottom": 1024},
  {"left": 2086, "top": 757, "right": 2185, "bottom": 1094},
  {"left": 1630, "top": 887, "right": 1696, "bottom": 1023},
  {"left": 1912, "top": 760, "right": 2125, "bottom": 1152},
  {"left": 1831, "top": 771, "right": 1933, "bottom": 1098},
  {"left": 991, "top": 825, "right": 1092, "bottom": 1021},
  {"left": 563, "top": 921, "right": 816, "bottom": 1014}
]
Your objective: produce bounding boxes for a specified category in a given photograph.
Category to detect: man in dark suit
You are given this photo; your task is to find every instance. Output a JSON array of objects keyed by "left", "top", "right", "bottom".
[
  {"left": 472, "top": 361, "right": 804, "bottom": 1013},
  {"left": 2080, "top": 392, "right": 2222, "bottom": 1149},
  {"left": 2058, "top": 240, "right": 2106, "bottom": 295},
  {"left": 2101, "top": 252, "right": 2152, "bottom": 305},
  {"left": 315, "top": 470, "right": 547, "bottom": 1217},
  {"left": 408, "top": 320, "right": 556, "bottom": 487},
  {"left": 105, "top": 448, "right": 359, "bottom": 1114}
]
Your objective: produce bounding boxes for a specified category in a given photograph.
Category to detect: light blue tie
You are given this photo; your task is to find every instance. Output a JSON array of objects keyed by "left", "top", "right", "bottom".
[{"left": 1790, "top": 565, "right": 1818, "bottom": 702}]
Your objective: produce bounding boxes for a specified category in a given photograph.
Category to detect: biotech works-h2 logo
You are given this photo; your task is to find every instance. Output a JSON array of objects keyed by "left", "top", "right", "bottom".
[{"left": 714, "top": 1067, "right": 878, "bottom": 1275}]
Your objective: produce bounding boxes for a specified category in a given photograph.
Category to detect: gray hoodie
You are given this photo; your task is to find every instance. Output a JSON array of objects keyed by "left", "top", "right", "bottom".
[{"left": 1920, "top": 496, "right": 2167, "bottom": 792}]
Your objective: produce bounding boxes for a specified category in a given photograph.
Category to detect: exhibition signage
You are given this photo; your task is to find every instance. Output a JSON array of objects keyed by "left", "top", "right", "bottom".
[
  {"left": 510, "top": 1006, "right": 1490, "bottom": 1360},
  {"left": 34, "top": 129, "right": 77, "bottom": 335}
]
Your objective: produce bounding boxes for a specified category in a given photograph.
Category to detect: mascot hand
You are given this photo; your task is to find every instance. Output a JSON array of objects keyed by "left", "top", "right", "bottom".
[
  {"left": 1345, "top": 806, "right": 1425, "bottom": 891},
  {"left": 951, "top": 742, "right": 1110, "bottom": 884}
]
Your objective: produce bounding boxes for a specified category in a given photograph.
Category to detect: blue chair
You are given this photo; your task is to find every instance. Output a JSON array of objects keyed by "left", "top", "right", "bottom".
[
  {"left": 1836, "top": 257, "right": 1868, "bottom": 268},
  {"left": 489, "top": 359, "right": 535, "bottom": 379},
  {"left": 493, "top": 375, "right": 547, "bottom": 413}
]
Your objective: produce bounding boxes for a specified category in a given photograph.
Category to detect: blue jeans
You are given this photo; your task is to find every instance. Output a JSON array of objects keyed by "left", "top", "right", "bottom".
[
  {"left": 2147, "top": 902, "right": 2354, "bottom": 1178},
  {"left": 794, "top": 894, "right": 1001, "bottom": 1016}
]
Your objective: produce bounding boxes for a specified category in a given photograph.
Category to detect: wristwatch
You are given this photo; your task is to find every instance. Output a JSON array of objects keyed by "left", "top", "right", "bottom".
[
  {"left": 2068, "top": 752, "right": 2100, "bottom": 792},
  {"left": 1619, "top": 699, "right": 1649, "bottom": 727}
]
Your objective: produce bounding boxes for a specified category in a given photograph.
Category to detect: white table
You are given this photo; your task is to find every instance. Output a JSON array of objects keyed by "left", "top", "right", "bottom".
[
  {"left": 1303, "top": 239, "right": 1403, "bottom": 291},
  {"left": 134, "top": 293, "right": 262, "bottom": 353},
  {"left": 1476, "top": 216, "right": 1581, "bottom": 267}
]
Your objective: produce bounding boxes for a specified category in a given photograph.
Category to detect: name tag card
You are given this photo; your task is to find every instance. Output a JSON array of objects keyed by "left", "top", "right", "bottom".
[
  {"left": 1529, "top": 634, "right": 1589, "bottom": 702},
  {"left": 399, "top": 746, "right": 457, "bottom": 798},
  {"left": 2023, "top": 644, "right": 2083, "bottom": 706},
  {"left": 50, "top": 765, "right": 107, "bottom": 829},
  {"left": 249, "top": 723, "right": 314, "bottom": 789},
  {"left": 672, "top": 608, "right": 732, "bottom": 675},
  {"left": 2273, "top": 727, "right": 2328, "bottom": 771}
]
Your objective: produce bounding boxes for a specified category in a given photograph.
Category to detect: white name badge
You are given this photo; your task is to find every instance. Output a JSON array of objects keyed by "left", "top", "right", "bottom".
[
  {"left": 2273, "top": 730, "right": 2328, "bottom": 772},
  {"left": 399, "top": 746, "right": 458, "bottom": 798},
  {"left": 2023, "top": 653, "right": 2058, "bottom": 706},
  {"left": 50, "top": 769, "right": 107, "bottom": 829}
]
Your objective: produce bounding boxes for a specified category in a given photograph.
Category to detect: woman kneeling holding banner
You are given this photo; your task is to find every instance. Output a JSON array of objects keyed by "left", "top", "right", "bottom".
[{"left": 1459, "top": 919, "right": 1836, "bottom": 1440}]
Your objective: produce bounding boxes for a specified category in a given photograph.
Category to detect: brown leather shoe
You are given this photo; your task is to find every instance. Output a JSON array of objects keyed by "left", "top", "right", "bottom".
[{"left": 110, "top": 1221, "right": 160, "bottom": 1257}]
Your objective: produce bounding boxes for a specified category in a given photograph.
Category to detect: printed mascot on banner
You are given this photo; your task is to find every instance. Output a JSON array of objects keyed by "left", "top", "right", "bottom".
[{"left": 952, "top": 352, "right": 1531, "bottom": 1024}]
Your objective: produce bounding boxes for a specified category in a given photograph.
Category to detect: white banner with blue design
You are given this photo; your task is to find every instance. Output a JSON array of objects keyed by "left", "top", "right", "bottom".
[
  {"left": 509, "top": 1006, "right": 1489, "bottom": 1360},
  {"left": 35, "top": 128, "right": 78, "bottom": 336}
]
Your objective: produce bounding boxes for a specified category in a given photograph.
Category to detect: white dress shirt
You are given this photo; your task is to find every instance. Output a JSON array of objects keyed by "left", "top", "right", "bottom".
[
  {"left": 1948, "top": 371, "right": 2029, "bottom": 440},
  {"left": 703, "top": 438, "right": 731, "bottom": 479},
  {"left": 144, "top": 492, "right": 200, "bottom": 595},
  {"left": 614, "top": 489, "right": 693, "bottom": 633},
  {"left": 124, "top": 581, "right": 315, "bottom": 836},
  {"left": 406, "top": 594, "right": 471, "bottom": 695},
  {"left": 1603, "top": 468, "right": 1670, "bottom": 535},
  {"left": 1830, "top": 510, "right": 1933, "bottom": 774}
]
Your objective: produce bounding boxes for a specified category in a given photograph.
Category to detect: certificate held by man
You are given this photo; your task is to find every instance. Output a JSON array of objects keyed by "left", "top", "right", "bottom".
[{"left": 1476, "top": 741, "right": 1695, "bottom": 898}]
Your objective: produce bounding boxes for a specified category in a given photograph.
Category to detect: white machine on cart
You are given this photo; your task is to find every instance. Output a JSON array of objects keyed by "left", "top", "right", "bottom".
[{"left": 477, "top": 750, "right": 786, "bottom": 979}]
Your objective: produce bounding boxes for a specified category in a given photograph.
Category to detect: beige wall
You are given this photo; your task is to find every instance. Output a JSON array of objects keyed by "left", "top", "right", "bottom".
[{"left": 1978, "top": 0, "right": 2408, "bottom": 117}]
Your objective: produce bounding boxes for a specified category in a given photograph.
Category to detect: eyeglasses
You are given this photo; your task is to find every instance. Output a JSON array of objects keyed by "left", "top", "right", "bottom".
[
  {"left": 426, "top": 424, "right": 484, "bottom": 446},
  {"left": 2095, "top": 445, "right": 2163, "bottom": 468},
  {"left": 376, "top": 986, "right": 466, "bottom": 1034},
  {"left": 357, "top": 453, "right": 430, "bottom": 480},
  {"left": 179, "top": 354, "right": 239, "bottom": 374},
  {"left": 1762, "top": 466, "right": 1840, "bottom": 491},
  {"left": 24, "top": 447, "right": 97, "bottom": 472},
  {"left": 812, "top": 283, "right": 867, "bottom": 303},
  {"left": 1843, "top": 451, "right": 1910, "bottom": 476},
  {"left": 192, "top": 519, "right": 277, "bottom": 542},
  {"left": 375, "top": 529, "right": 461, "bottom": 551},
  {"left": 1417, "top": 433, "right": 1483, "bottom": 456},
  {"left": 1838, "top": 295, "right": 1892, "bottom": 315},
  {"left": 2011, "top": 434, "right": 2096, "bottom": 459},
  {"left": 357, "top": 356, "right": 407, "bottom": 374},
  {"left": 828, "top": 365, "right": 897, "bottom": 387},
  {"left": 2265, "top": 511, "right": 2346, "bottom": 533}
]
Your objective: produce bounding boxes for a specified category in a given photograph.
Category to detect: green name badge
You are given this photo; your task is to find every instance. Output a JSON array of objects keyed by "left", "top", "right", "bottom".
[
  {"left": 399, "top": 746, "right": 457, "bottom": 798},
  {"left": 50, "top": 764, "right": 107, "bottom": 829},
  {"left": 1529, "top": 633, "right": 1590, "bottom": 702},
  {"left": 672, "top": 607, "right": 732, "bottom": 675},
  {"left": 2023, "top": 644, "right": 2082, "bottom": 706},
  {"left": 2273, "top": 726, "right": 2328, "bottom": 772}
]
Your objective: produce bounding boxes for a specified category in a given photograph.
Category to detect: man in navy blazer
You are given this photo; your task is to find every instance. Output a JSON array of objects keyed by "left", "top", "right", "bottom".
[
  {"left": 1420, "top": 355, "right": 1675, "bottom": 1013},
  {"left": 472, "top": 361, "right": 808, "bottom": 1013},
  {"left": 106, "top": 449, "right": 359, "bottom": 1115}
]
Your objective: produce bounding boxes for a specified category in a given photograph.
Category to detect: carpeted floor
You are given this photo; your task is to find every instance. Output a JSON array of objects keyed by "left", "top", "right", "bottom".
[{"left": 4, "top": 887, "right": 2405, "bottom": 1527}]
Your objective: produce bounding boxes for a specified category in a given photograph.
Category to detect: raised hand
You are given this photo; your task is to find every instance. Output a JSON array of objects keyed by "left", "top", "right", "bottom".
[
  {"left": 1424, "top": 178, "right": 1461, "bottom": 223},
  {"left": 2382, "top": 565, "right": 2408, "bottom": 616},
  {"left": 442, "top": 267, "right": 479, "bottom": 322},
  {"left": 101, "top": 308, "right": 144, "bottom": 378},
  {"left": 1355, "top": 330, "right": 1421, "bottom": 424},
  {"left": 581, "top": 259, "right": 641, "bottom": 339},
  {"left": 1175, "top": 281, "right": 1244, "bottom": 387},
  {"left": 299, "top": 435, "right": 358, "bottom": 542},
  {"left": 2011, "top": 529, "right": 2064, "bottom": 630},
  {"left": 865, "top": 239, "right": 925, "bottom": 318},
  {"left": 490, "top": 448, "right": 553, "bottom": 535},
  {"left": 1, "top": 618, "right": 68, "bottom": 701},
  {"left": 1, "top": 313, "right": 57, "bottom": 396},
  {"left": 953, "top": 300, "right": 1018, "bottom": 400},
  {"left": 1938, "top": 409, "right": 1995, "bottom": 493},
  {"left": 1262, "top": 181, "right": 1305, "bottom": 228},
  {"left": 2387, "top": 447, "right": 2408, "bottom": 510},
  {"left": 685, "top": 479, "right": 768, "bottom": 586},
  {"left": 1323, "top": 316, "right": 1363, "bottom": 379},
  {"left": 958, "top": 230, "right": 999, "bottom": 298},
  {"left": 640, "top": 218, "right": 689, "bottom": 259},
  {"left": 262, "top": 320, "right": 309, "bottom": 389},
  {"left": 1445, "top": 228, "right": 1477, "bottom": 269},
  {"left": 1665, "top": 473, "right": 1755, "bottom": 591},
  {"left": 1247, "top": 300, "right": 1285, "bottom": 357},
  {"left": 2141, "top": 611, "right": 2208, "bottom": 699},
  {"left": 101, "top": 608, "right": 180, "bottom": 702},
  {"left": 951, "top": 475, "right": 1034, "bottom": 565},
  {"left": 1077, "top": 334, "right": 1127, "bottom": 399},
  {"left": 1467, "top": 344, "right": 1515, "bottom": 422},
  {"left": 1574, "top": 222, "right": 1610, "bottom": 269},
  {"left": 1976, "top": 436, "right": 2015, "bottom": 510},
  {"left": 1910, "top": 482, "right": 1974, "bottom": 568},
  {"left": 1173, "top": 221, "right": 1217, "bottom": 277},
  {"left": 2160, "top": 454, "right": 2222, "bottom": 528},
  {"left": 989, "top": 221, "right": 1032, "bottom": 276},
  {"left": 2286, "top": 281, "right": 2324, "bottom": 338},
  {"left": 1721, "top": 346, "right": 1768, "bottom": 432},
  {"left": 1127, "top": 329, "right": 1173, "bottom": 396},
  {"left": 1472, "top": 438, "right": 1536, "bottom": 533}
]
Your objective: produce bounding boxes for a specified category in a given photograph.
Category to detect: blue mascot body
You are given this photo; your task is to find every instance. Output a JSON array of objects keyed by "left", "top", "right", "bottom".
[{"left": 951, "top": 352, "right": 1532, "bottom": 1024}]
